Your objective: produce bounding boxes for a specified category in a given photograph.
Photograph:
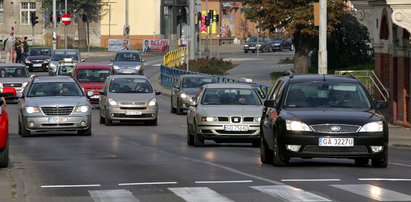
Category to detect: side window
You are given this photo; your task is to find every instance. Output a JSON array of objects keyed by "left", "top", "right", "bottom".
[
  {"left": 274, "top": 82, "right": 286, "bottom": 103},
  {"left": 195, "top": 87, "right": 203, "bottom": 102},
  {"left": 103, "top": 79, "right": 110, "bottom": 93},
  {"left": 269, "top": 80, "right": 284, "bottom": 100}
]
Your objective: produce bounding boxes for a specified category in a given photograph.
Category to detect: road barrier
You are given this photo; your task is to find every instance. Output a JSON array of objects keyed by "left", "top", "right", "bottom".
[
  {"left": 160, "top": 65, "right": 271, "bottom": 96},
  {"left": 163, "top": 47, "right": 188, "bottom": 67}
]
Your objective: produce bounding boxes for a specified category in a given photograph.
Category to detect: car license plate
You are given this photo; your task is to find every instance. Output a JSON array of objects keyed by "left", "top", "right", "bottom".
[
  {"left": 125, "top": 111, "right": 142, "bottom": 115},
  {"left": 249, "top": 47, "right": 256, "bottom": 49},
  {"left": 48, "top": 117, "right": 68, "bottom": 123},
  {"left": 224, "top": 125, "right": 249, "bottom": 131},
  {"left": 90, "top": 95, "right": 100, "bottom": 99},
  {"left": 319, "top": 138, "right": 354, "bottom": 147},
  {"left": 33, "top": 64, "right": 42, "bottom": 67}
]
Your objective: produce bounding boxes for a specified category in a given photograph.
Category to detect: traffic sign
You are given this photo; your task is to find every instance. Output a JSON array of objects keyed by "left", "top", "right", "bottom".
[{"left": 62, "top": 13, "right": 71, "bottom": 25}]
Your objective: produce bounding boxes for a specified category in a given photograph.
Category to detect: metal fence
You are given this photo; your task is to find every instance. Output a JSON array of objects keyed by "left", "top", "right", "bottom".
[
  {"left": 160, "top": 65, "right": 272, "bottom": 96},
  {"left": 163, "top": 47, "right": 188, "bottom": 67}
]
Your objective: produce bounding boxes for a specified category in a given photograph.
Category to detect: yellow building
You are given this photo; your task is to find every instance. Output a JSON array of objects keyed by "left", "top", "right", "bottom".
[{"left": 100, "top": 0, "right": 161, "bottom": 49}]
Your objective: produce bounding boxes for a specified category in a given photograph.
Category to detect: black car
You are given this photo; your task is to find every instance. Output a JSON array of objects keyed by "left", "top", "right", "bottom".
[
  {"left": 271, "top": 37, "right": 294, "bottom": 51},
  {"left": 260, "top": 73, "right": 389, "bottom": 167},
  {"left": 24, "top": 47, "right": 52, "bottom": 72}
]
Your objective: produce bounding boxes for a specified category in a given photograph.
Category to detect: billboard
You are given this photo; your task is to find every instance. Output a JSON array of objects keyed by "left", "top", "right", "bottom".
[
  {"left": 108, "top": 39, "right": 130, "bottom": 52},
  {"left": 142, "top": 39, "right": 170, "bottom": 52}
]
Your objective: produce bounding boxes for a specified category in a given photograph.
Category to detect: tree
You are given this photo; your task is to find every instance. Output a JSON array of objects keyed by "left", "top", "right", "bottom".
[
  {"left": 243, "top": 0, "right": 348, "bottom": 74},
  {"left": 40, "top": 0, "right": 105, "bottom": 48}
]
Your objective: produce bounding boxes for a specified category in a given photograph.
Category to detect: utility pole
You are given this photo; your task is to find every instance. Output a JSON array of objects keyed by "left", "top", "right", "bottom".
[
  {"left": 318, "top": 0, "right": 327, "bottom": 74},
  {"left": 256, "top": 21, "right": 260, "bottom": 57},
  {"left": 217, "top": 1, "right": 221, "bottom": 59},
  {"left": 204, "top": 0, "right": 209, "bottom": 55},
  {"left": 125, "top": 0, "right": 129, "bottom": 39},
  {"left": 109, "top": 4, "right": 111, "bottom": 39},
  {"left": 210, "top": 10, "right": 213, "bottom": 58},
  {"left": 64, "top": 0, "right": 67, "bottom": 49},
  {"left": 188, "top": 0, "right": 195, "bottom": 65},
  {"left": 52, "top": 0, "right": 57, "bottom": 50}
]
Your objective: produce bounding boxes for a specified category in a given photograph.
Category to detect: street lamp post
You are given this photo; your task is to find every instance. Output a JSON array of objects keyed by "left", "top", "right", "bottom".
[
  {"left": 318, "top": 0, "right": 328, "bottom": 74},
  {"left": 52, "top": 0, "right": 57, "bottom": 50}
]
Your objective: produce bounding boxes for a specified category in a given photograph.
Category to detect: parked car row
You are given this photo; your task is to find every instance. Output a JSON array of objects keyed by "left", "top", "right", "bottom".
[{"left": 243, "top": 37, "right": 294, "bottom": 53}]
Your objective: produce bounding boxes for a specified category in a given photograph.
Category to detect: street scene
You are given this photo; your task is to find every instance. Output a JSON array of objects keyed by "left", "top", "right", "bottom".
[{"left": 1, "top": 0, "right": 411, "bottom": 202}]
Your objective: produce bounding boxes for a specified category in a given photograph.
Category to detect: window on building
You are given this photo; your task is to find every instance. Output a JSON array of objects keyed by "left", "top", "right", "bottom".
[
  {"left": 20, "top": 2, "right": 36, "bottom": 25},
  {"left": 0, "top": 1, "right": 4, "bottom": 24}
]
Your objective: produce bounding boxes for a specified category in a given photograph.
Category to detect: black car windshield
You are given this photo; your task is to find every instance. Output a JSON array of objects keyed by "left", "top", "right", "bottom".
[
  {"left": 182, "top": 77, "right": 216, "bottom": 88},
  {"left": 27, "top": 82, "right": 83, "bottom": 97},
  {"left": 29, "top": 48, "right": 51, "bottom": 56},
  {"left": 284, "top": 82, "right": 372, "bottom": 108},
  {"left": 77, "top": 69, "right": 111, "bottom": 82},
  {"left": 247, "top": 37, "right": 265, "bottom": 42},
  {"left": 115, "top": 52, "right": 141, "bottom": 62},
  {"left": 109, "top": 78, "right": 153, "bottom": 93},
  {"left": 201, "top": 88, "right": 261, "bottom": 105},
  {"left": 51, "top": 51, "right": 79, "bottom": 61},
  {"left": 0, "top": 66, "right": 29, "bottom": 78}
]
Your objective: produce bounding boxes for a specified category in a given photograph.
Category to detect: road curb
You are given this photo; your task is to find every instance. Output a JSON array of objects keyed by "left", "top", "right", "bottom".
[{"left": 149, "top": 72, "right": 171, "bottom": 97}]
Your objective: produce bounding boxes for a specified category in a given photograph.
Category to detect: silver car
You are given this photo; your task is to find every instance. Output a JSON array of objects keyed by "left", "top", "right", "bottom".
[
  {"left": 18, "top": 76, "right": 93, "bottom": 137},
  {"left": 171, "top": 74, "right": 217, "bottom": 114},
  {"left": 48, "top": 49, "right": 84, "bottom": 75},
  {"left": 99, "top": 75, "right": 160, "bottom": 126},
  {"left": 187, "top": 83, "right": 263, "bottom": 147},
  {"left": 111, "top": 50, "right": 145, "bottom": 75},
  {"left": 0, "top": 64, "right": 31, "bottom": 98}
]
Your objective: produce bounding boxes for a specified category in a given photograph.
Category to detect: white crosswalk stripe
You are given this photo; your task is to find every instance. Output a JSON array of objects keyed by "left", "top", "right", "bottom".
[
  {"left": 250, "top": 185, "right": 331, "bottom": 202},
  {"left": 168, "top": 187, "right": 235, "bottom": 202},
  {"left": 331, "top": 184, "right": 411, "bottom": 201},
  {"left": 89, "top": 189, "right": 140, "bottom": 202}
]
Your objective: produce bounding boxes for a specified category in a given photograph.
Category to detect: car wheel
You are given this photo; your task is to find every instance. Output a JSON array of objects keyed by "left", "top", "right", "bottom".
[
  {"left": 176, "top": 100, "right": 183, "bottom": 115},
  {"left": 146, "top": 119, "right": 158, "bottom": 126},
  {"left": 187, "top": 124, "right": 194, "bottom": 146},
  {"left": 260, "top": 136, "right": 273, "bottom": 164},
  {"left": 193, "top": 122, "right": 204, "bottom": 147},
  {"left": 18, "top": 120, "right": 31, "bottom": 137},
  {"left": 244, "top": 50, "right": 248, "bottom": 53},
  {"left": 170, "top": 99, "right": 176, "bottom": 113},
  {"left": 371, "top": 150, "right": 388, "bottom": 168},
  {"left": 105, "top": 117, "right": 113, "bottom": 126},
  {"left": 99, "top": 115, "right": 105, "bottom": 124},
  {"left": 272, "top": 135, "right": 289, "bottom": 166},
  {"left": 354, "top": 158, "right": 369, "bottom": 166},
  {"left": 252, "top": 51, "right": 255, "bottom": 53},
  {"left": 0, "top": 141, "right": 9, "bottom": 168},
  {"left": 78, "top": 127, "right": 92, "bottom": 136}
]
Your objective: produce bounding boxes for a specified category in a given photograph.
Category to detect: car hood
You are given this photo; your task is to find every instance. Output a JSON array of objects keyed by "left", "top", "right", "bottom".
[
  {"left": 198, "top": 105, "right": 263, "bottom": 117},
  {"left": 282, "top": 108, "right": 384, "bottom": 126},
  {"left": 108, "top": 93, "right": 155, "bottom": 103},
  {"left": 181, "top": 88, "right": 200, "bottom": 96},
  {"left": 0, "top": 77, "right": 31, "bottom": 83},
  {"left": 113, "top": 61, "right": 142, "bottom": 66},
  {"left": 80, "top": 82, "right": 104, "bottom": 90},
  {"left": 26, "top": 55, "right": 50, "bottom": 60},
  {"left": 25, "top": 96, "right": 89, "bottom": 107},
  {"left": 245, "top": 42, "right": 258, "bottom": 46}
]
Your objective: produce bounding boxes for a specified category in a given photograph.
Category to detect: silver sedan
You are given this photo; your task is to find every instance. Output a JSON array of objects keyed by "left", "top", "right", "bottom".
[{"left": 187, "top": 83, "right": 263, "bottom": 147}]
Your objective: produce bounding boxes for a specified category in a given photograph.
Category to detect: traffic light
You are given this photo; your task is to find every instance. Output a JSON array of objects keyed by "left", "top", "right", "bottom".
[
  {"left": 57, "top": 14, "right": 61, "bottom": 23},
  {"left": 215, "top": 14, "right": 220, "bottom": 24},
  {"left": 197, "top": 12, "right": 202, "bottom": 23},
  {"left": 207, "top": 10, "right": 213, "bottom": 26},
  {"left": 30, "top": 12, "right": 39, "bottom": 26},
  {"left": 205, "top": 16, "right": 210, "bottom": 26}
]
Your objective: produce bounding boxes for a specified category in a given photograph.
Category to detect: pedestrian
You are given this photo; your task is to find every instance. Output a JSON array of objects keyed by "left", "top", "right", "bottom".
[
  {"left": 4, "top": 33, "right": 14, "bottom": 63},
  {"left": 23, "top": 37, "right": 29, "bottom": 61},
  {"left": 15, "top": 37, "right": 24, "bottom": 63}
]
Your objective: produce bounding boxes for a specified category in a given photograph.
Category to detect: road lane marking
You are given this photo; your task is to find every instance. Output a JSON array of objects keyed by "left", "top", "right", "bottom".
[
  {"left": 168, "top": 187, "right": 234, "bottom": 202},
  {"left": 251, "top": 185, "right": 331, "bottom": 202},
  {"left": 389, "top": 162, "right": 411, "bottom": 167},
  {"left": 41, "top": 184, "right": 101, "bottom": 188},
  {"left": 119, "top": 181, "right": 177, "bottom": 186},
  {"left": 331, "top": 184, "right": 411, "bottom": 201},
  {"left": 89, "top": 189, "right": 139, "bottom": 202},
  {"left": 282, "top": 179, "right": 341, "bottom": 182},
  {"left": 195, "top": 180, "right": 253, "bottom": 184},
  {"left": 358, "top": 178, "right": 411, "bottom": 181},
  {"left": 153, "top": 64, "right": 162, "bottom": 67}
]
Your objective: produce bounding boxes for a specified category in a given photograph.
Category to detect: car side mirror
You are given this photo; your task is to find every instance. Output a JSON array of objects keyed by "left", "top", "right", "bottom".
[
  {"left": 264, "top": 99, "right": 278, "bottom": 108},
  {"left": 376, "top": 100, "right": 388, "bottom": 109},
  {"left": 141, "top": 59, "right": 146, "bottom": 63},
  {"left": 189, "top": 100, "right": 197, "bottom": 107},
  {"left": 155, "top": 91, "right": 161, "bottom": 95},
  {"left": 87, "top": 91, "right": 95, "bottom": 98},
  {"left": 81, "top": 59, "right": 86, "bottom": 62},
  {"left": 173, "top": 85, "right": 179, "bottom": 90},
  {"left": 30, "top": 75, "right": 35, "bottom": 78}
]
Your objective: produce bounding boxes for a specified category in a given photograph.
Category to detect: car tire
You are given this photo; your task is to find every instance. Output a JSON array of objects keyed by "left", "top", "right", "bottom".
[
  {"left": 105, "top": 117, "right": 113, "bottom": 126},
  {"left": 78, "top": 127, "right": 92, "bottom": 136},
  {"left": 176, "top": 100, "right": 183, "bottom": 115},
  {"left": 170, "top": 99, "right": 176, "bottom": 113},
  {"left": 18, "top": 120, "right": 30, "bottom": 137},
  {"left": 99, "top": 115, "right": 105, "bottom": 124},
  {"left": 187, "top": 125, "right": 194, "bottom": 146},
  {"left": 0, "top": 141, "right": 9, "bottom": 168},
  {"left": 193, "top": 122, "right": 204, "bottom": 147},
  {"left": 252, "top": 51, "right": 255, "bottom": 53},
  {"left": 146, "top": 119, "right": 158, "bottom": 126},
  {"left": 244, "top": 50, "right": 248, "bottom": 53},
  {"left": 371, "top": 150, "right": 388, "bottom": 168},
  {"left": 354, "top": 158, "right": 369, "bottom": 166},
  {"left": 272, "top": 135, "right": 289, "bottom": 166},
  {"left": 260, "top": 136, "right": 273, "bottom": 164}
]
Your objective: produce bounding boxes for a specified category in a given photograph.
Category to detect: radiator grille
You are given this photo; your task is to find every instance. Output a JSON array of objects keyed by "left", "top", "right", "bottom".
[
  {"left": 41, "top": 106, "right": 74, "bottom": 115},
  {"left": 303, "top": 145, "right": 369, "bottom": 154},
  {"left": 310, "top": 124, "right": 361, "bottom": 133}
]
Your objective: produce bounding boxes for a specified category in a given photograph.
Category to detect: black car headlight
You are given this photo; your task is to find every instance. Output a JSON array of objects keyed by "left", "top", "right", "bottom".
[
  {"left": 286, "top": 120, "right": 312, "bottom": 131},
  {"left": 359, "top": 121, "right": 383, "bottom": 132}
]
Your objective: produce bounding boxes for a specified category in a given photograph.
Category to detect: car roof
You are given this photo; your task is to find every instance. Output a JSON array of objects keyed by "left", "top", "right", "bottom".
[
  {"left": 33, "top": 76, "right": 76, "bottom": 83},
  {"left": 116, "top": 50, "right": 140, "bottom": 54},
  {"left": 0, "top": 63, "right": 26, "bottom": 68},
  {"left": 286, "top": 74, "right": 359, "bottom": 84},
  {"left": 204, "top": 83, "right": 254, "bottom": 89},
  {"left": 179, "top": 74, "right": 215, "bottom": 79},
  {"left": 108, "top": 75, "right": 148, "bottom": 80},
  {"left": 76, "top": 63, "right": 110, "bottom": 69}
]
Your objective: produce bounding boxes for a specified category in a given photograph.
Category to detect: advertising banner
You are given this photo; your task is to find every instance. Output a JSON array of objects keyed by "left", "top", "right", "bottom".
[
  {"left": 108, "top": 39, "right": 129, "bottom": 52},
  {"left": 142, "top": 39, "right": 170, "bottom": 52}
]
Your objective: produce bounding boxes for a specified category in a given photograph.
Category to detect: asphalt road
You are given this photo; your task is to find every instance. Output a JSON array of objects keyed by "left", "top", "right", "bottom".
[{"left": 3, "top": 51, "right": 411, "bottom": 202}]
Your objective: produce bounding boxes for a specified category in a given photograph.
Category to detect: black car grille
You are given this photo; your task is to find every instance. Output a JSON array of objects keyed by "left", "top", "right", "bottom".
[
  {"left": 215, "top": 130, "right": 257, "bottom": 135},
  {"left": 310, "top": 124, "right": 361, "bottom": 133},
  {"left": 3, "top": 83, "right": 22, "bottom": 87},
  {"left": 303, "top": 145, "right": 369, "bottom": 154},
  {"left": 218, "top": 117, "right": 229, "bottom": 122},
  {"left": 41, "top": 106, "right": 74, "bottom": 115},
  {"left": 120, "top": 107, "right": 147, "bottom": 110},
  {"left": 112, "top": 113, "right": 154, "bottom": 118},
  {"left": 243, "top": 117, "right": 254, "bottom": 122},
  {"left": 120, "top": 102, "right": 145, "bottom": 105}
]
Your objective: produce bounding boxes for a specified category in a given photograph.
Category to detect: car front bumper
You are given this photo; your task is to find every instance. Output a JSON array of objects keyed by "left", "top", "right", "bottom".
[
  {"left": 114, "top": 69, "right": 142, "bottom": 75},
  {"left": 26, "top": 63, "right": 48, "bottom": 70},
  {"left": 23, "top": 115, "right": 91, "bottom": 132},
  {"left": 282, "top": 131, "right": 388, "bottom": 158},
  {"left": 196, "top": 123, "right": 260, "bottom": 140},
  {"left": 106, "top": 107, "right": 158, "bottom": 121}
]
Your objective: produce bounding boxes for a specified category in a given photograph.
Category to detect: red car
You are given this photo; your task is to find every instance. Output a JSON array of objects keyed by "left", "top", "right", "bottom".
[
  {"left": 0, "top": 86, "right": 17, "bottom": 168},
  {"left": 73, "top": 63, "right": 112, "bottom": 104}
]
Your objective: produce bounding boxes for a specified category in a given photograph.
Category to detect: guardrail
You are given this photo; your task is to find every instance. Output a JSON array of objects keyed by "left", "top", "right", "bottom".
[
  {"left": 160, "top": 65, "right": 271, "bottom": 96},
  {"left": 335, "top": 70, "right": 389, "bottom": 101},
  {"left": 163, "top": 47, "right": 188, "bottom": 67}
]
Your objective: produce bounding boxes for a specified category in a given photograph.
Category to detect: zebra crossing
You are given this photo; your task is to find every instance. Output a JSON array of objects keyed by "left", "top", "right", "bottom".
[{"left": 82, "top": 183, "right": 411, "bottom": 202}]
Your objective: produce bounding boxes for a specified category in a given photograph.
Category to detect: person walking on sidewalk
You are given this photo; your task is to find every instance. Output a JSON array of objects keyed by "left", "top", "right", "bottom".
[
  {"left": 15, "top": 37, "right": 24, "bottom": 63},
  {"left": 4, "top": 33, "right": 15, "bottom": 63},
  {"left": 23, "top": 37, "right": 29, "bottom": 61}
]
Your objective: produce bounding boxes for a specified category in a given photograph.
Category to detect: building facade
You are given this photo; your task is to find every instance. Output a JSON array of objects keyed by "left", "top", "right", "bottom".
[{"left": 352, "top": 0, "right": 411, "bottom": 127}]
